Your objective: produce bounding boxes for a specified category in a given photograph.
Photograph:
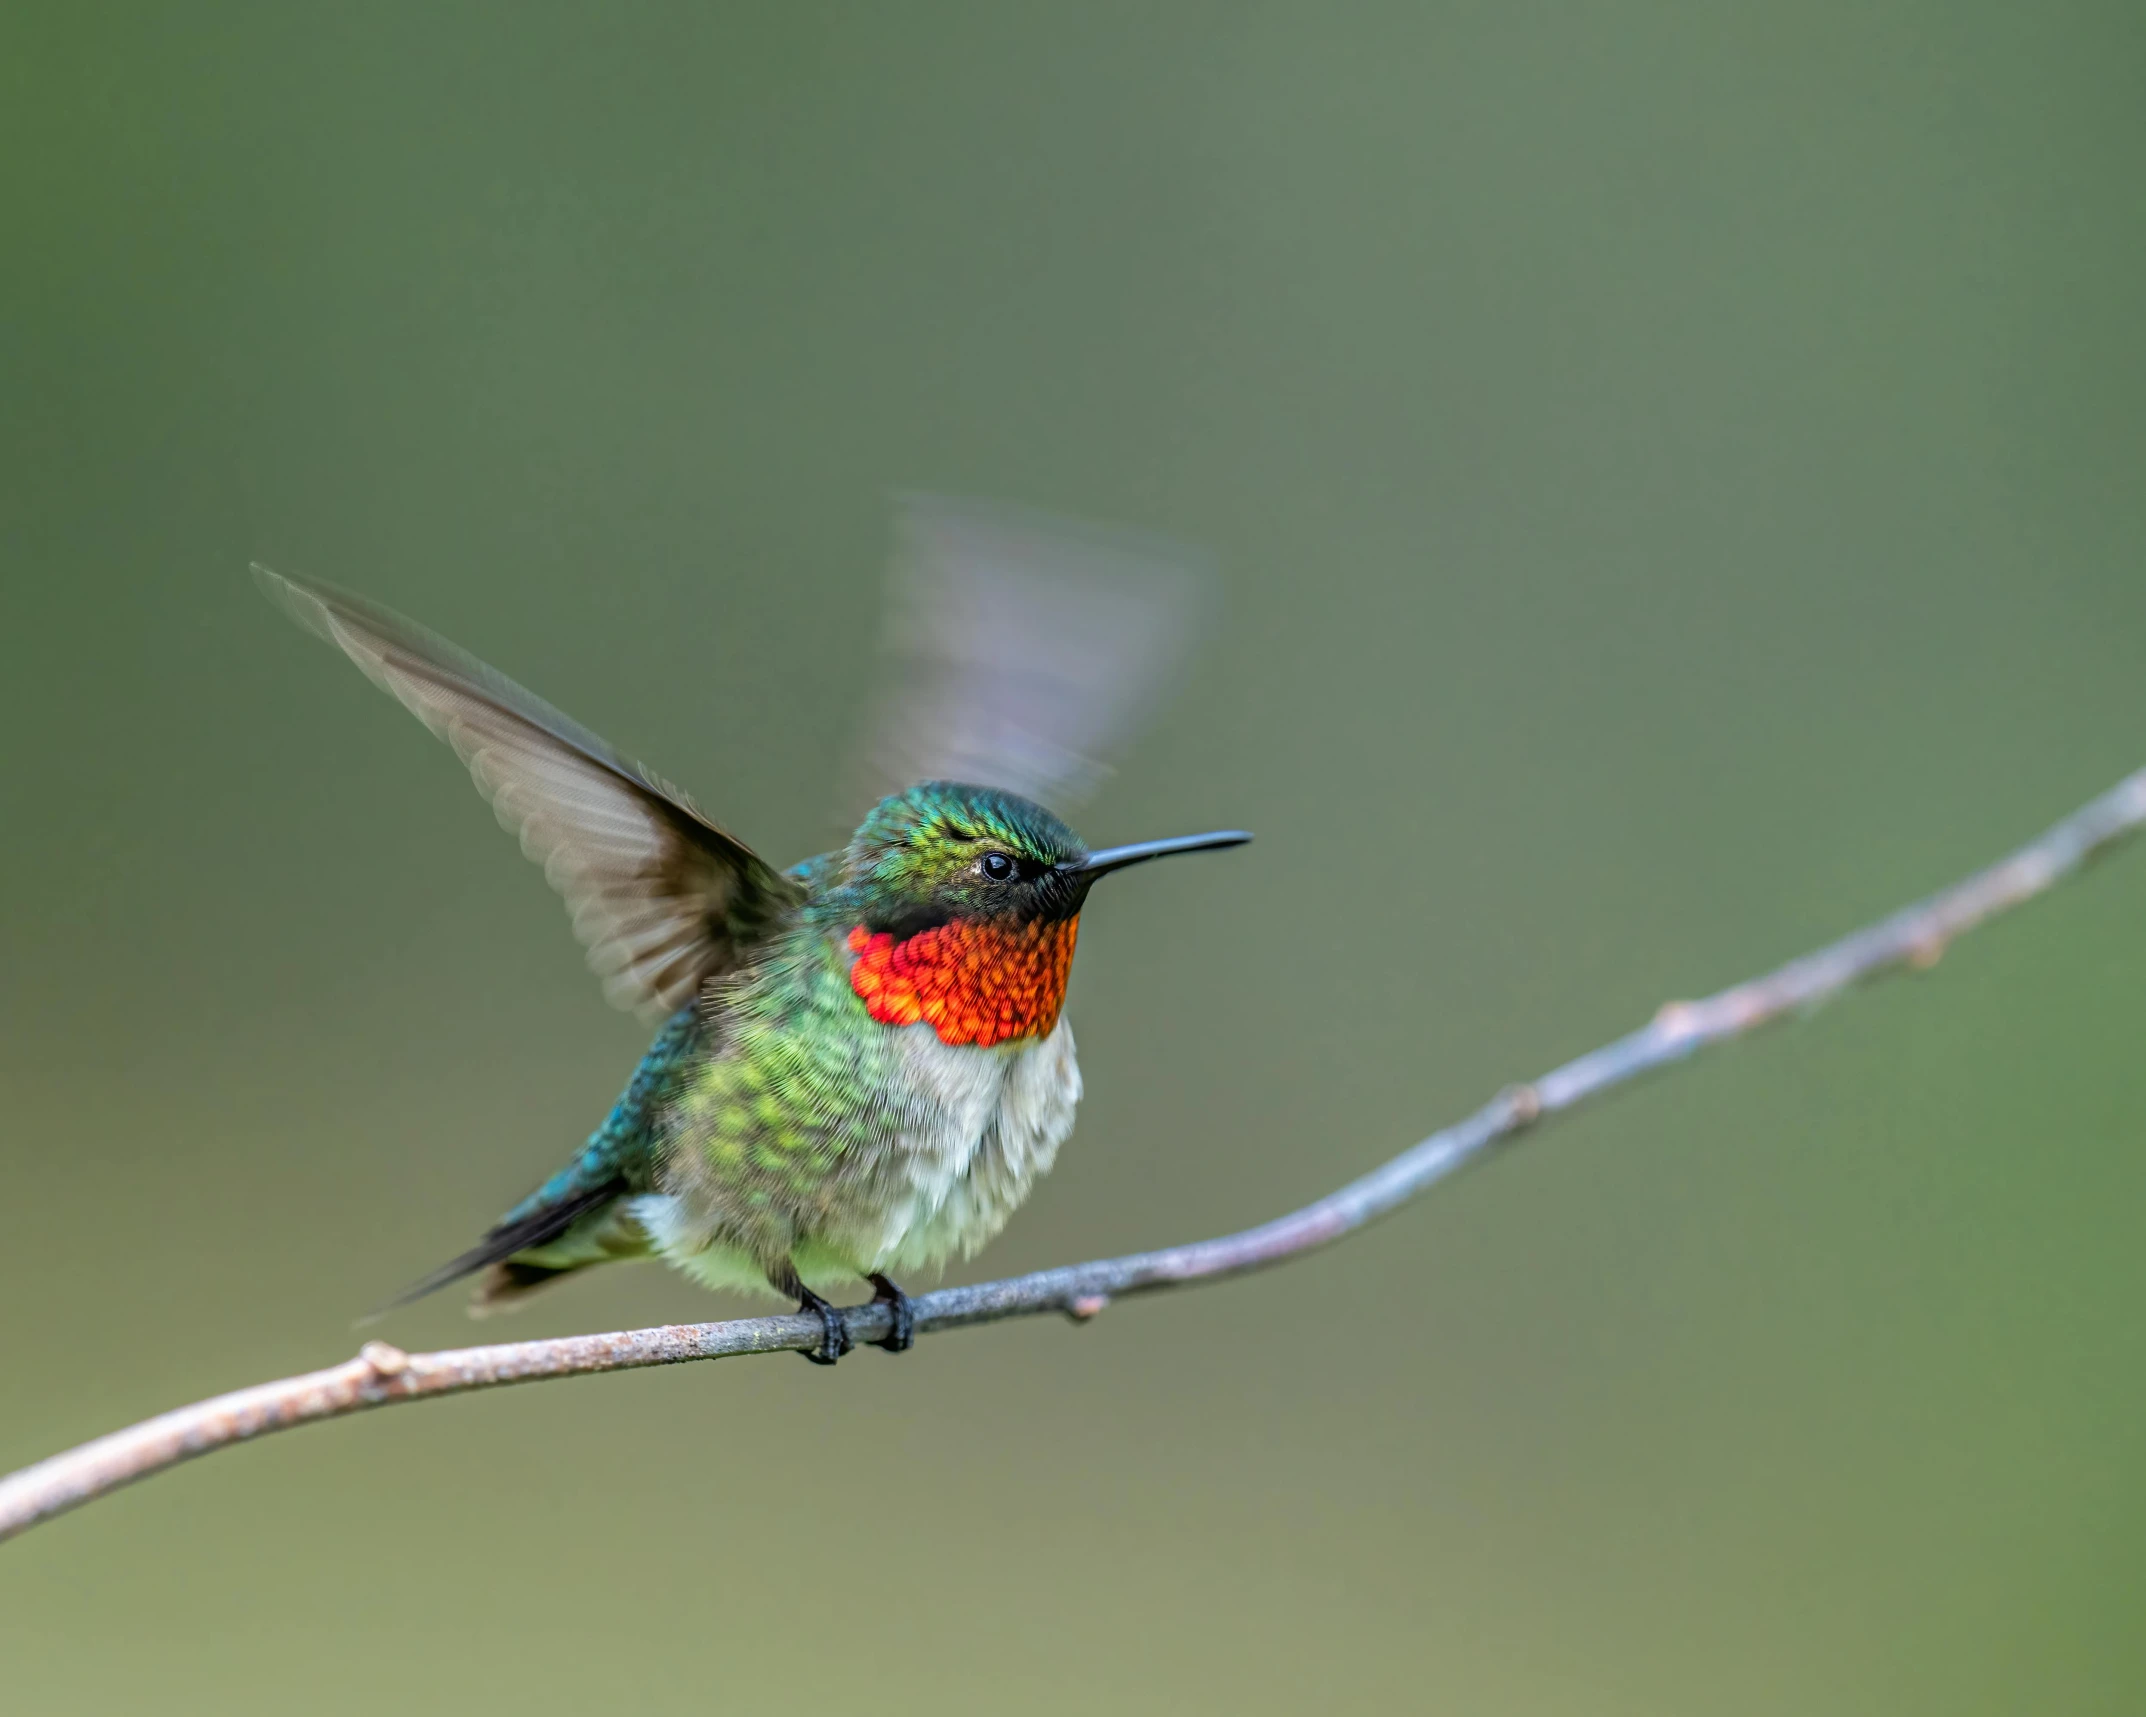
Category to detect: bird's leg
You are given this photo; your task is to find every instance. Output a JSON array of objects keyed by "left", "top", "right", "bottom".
[
  {"left": 771, "top": 1266, "right": 850, "bottom": 1365},
  {"left": 867, "top": 1272, "right": 916, "bottom": 1354},
  {"left": 793, "top": 1287, "right": 851, "bottom": 1366}
]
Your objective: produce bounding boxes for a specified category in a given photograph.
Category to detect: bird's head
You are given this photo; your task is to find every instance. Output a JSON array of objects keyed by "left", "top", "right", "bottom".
[
  {"left": 825, "top": 781, "right": 1248, "bottom": 1047},
  {"left": 838, "top": 781, "right": 1246, "bottom": 934}
]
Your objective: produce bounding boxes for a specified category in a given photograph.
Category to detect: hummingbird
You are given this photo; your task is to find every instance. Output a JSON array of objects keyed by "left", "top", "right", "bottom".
[{"left": 257, "top": 496, "right": 1248, "bottom": 1362}]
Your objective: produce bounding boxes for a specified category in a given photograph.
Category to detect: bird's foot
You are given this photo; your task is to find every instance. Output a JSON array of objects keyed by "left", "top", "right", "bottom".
[
  {"left": 794, "top": 1287, "right": 851, "bottom": 1366},
  {"left": 867, "top": 1273, "right": 916, "bottom": 1353}
]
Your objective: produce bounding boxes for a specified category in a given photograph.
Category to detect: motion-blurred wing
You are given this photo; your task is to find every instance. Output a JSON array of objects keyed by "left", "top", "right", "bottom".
[
  {"left": 256, "top": 565, "right": 804, "bottom": 1021},
  {"left": 847, "top": 494, "right": 1216, "bottom": 815}
]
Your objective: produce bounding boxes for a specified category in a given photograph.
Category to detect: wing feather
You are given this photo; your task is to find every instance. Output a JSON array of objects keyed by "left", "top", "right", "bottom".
[
  {"left": 846, "top": 493, "right": 1216, "bottom": 816},
  {"left": 256, "top": 564, "right": 803, "bottom": 1020}
]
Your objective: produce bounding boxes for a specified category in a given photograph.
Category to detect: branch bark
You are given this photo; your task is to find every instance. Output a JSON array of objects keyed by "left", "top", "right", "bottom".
[{"left": 8, "top": 766, "right": 2146, "bottom": 1547}]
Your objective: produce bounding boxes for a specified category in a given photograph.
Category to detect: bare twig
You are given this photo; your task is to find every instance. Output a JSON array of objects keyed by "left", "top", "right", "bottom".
[{"left": 7, "top": 766, "right": 2146, "bottom": 1546}]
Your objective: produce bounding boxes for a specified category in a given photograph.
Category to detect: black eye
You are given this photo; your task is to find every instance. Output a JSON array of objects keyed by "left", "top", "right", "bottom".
[{"left": 981, "top": 852, "right": 1014, "bottom": 881}]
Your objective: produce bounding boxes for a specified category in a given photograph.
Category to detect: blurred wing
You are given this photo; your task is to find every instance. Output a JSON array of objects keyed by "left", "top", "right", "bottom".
[
  {"left": 255, "top": 565, "right": 804, "bottom": 1021},
  {"left": 847, "top": 493, "right": 1216, "bottom": 814}
]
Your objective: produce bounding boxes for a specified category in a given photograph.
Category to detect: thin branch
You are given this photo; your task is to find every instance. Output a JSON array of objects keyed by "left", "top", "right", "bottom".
[{"left": 8, "top": 767, "right": 2146, "bottom": 1547}]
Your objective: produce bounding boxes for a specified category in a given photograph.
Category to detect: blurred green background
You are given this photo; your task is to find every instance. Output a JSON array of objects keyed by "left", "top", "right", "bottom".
[{"left": 6, "top": 3, "right": 2146, "bottom": 1711}]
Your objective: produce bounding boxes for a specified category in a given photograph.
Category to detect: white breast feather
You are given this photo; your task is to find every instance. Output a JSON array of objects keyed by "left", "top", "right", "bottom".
[
  {"left": 634, "top": 1015, "right": 1082, "bottom": 1297},
  {"left": 875, "top": 1015, "right": 1082, "bottom": 1272}
]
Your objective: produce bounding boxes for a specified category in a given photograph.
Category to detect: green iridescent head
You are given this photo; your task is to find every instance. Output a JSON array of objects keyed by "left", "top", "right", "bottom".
[
  {"left": 832, "top": 780, "right": 1253, "bottom": 937},
  {"left": 840, "top": 782, "right": 1086, "bottom": 935}
]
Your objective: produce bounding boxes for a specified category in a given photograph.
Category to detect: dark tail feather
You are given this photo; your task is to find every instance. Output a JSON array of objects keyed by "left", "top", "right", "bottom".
[
  {"left": 361, "top": 1178, "right": 627, "bottom": 1323},
  {"left": 468, "top": 1258, "right": 584, "bottom": 1315}
]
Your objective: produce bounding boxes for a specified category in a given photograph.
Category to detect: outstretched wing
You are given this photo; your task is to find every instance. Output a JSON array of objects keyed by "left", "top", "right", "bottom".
[
  {"left": 256, "top": 565, "right": 805, "bottom": 1021},
  {"left": 845, "top": 494, "right": 1216, "bottom": 816}
]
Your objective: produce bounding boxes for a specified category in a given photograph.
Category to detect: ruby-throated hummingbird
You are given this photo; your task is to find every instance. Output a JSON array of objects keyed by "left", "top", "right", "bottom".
[{"left": 257, "top": 497, "right": 1248, "bottom": 1362}]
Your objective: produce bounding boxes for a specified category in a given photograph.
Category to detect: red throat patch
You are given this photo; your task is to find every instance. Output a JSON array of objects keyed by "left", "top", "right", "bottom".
[{"left": 847, "top": 918, "right": 1080, "bottom": 1048}]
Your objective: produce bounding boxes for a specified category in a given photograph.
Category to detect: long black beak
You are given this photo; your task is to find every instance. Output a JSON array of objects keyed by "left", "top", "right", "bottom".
[{"left": 1066, "top": 829, "right": 1253, "bottom": 878}]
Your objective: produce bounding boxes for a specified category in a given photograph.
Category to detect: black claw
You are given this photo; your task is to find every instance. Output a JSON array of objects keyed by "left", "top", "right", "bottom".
[
  {"left": 868, "top": 1273, "right": 916, "bottom": 1353},
  {"left": 795, "top": 1287, "right": 851, "bottom": 1365}
]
